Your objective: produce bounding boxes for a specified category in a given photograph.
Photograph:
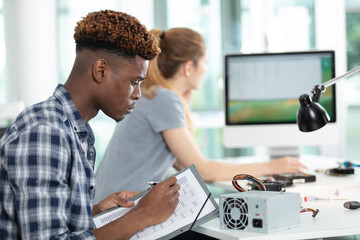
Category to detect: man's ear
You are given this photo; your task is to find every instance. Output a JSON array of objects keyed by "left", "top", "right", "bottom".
[{"left": 93, "top": 59, "right": 108, "bottom": 83}]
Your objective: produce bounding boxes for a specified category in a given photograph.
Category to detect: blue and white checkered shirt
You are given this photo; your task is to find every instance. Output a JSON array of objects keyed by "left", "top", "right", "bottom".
[{"left": 0, "top": 84, "right": 97, "bottom": 239}]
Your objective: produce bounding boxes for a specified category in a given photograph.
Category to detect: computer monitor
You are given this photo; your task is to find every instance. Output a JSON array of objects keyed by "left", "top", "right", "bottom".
[{"left": 223, "top": 50, "right": 339, "bottom": 155}]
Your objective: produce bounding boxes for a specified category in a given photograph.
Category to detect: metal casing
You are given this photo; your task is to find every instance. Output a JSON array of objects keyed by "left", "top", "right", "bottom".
[{"left": 219, "top": 191, "right": 300, "bottom": 233}]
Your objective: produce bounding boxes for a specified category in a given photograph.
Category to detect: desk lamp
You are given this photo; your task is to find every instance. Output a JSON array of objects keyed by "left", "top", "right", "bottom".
[{"left": 297, "top": 66, "right": 360, "bottom": 132}]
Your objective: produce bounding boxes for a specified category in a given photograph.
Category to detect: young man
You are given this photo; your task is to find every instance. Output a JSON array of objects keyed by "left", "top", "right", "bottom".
[{"left": 0, "top": 10, "right": 180, "bottom": 239}]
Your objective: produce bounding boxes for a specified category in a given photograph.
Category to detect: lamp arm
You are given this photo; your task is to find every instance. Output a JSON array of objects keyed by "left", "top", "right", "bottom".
[
  {"left": 323, "top": 65, "right": 360, "bottom": 88},
  {"left": 311, "top": 65, "right": 360, "bottom": 103}
]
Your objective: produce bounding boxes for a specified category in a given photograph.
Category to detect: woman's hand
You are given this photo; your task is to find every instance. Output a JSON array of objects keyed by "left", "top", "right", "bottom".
[{"left": 268, "top": 156, "right": 308, "bottom": 174}]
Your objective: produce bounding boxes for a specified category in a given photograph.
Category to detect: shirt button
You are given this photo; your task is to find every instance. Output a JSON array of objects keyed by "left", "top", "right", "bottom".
[{"left": 89, "top": 186, "right": 94, "bottom": 190}]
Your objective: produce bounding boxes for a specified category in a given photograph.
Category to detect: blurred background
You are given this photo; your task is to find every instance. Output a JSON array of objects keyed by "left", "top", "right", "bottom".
[{"left": 1, "top": 0, "right": 360, "bottom": 171}]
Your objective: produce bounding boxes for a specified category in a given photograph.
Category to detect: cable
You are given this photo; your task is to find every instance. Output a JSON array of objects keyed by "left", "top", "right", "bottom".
[
  {"left": 300, "top": 208, "right": 319, "bottom": 217},
  {"left": 343, "top": 161, "right": 360, "bottom": 168},
  {"left": 232, "top": 174, "right": 266, "bottom": 192}
]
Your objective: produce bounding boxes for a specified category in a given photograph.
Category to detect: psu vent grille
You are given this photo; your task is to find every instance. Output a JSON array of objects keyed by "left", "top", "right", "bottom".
[{"left": 222, "top": 197, "right": 248, "bottom": 230}]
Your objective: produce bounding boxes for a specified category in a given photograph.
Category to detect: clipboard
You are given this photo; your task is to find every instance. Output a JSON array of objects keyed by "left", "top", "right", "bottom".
[{"left": 93, "top": 164, "right": 219, "bottom": 240}]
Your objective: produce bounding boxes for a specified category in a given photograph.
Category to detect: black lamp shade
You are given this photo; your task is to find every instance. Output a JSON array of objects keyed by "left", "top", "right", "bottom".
[{"left": 297, "top": 94, "right": 330, "bottom": 132}]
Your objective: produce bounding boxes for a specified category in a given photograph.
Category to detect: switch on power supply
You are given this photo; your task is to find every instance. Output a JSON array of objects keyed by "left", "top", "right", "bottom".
[{"left": 219, "top": 191, "right": 300, "bottom": 233}]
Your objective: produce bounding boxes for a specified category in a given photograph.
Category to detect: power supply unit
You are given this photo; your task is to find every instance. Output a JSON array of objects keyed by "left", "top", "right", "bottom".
[{"left": 219, "top": 191, "right": 300, "bottom": 233}]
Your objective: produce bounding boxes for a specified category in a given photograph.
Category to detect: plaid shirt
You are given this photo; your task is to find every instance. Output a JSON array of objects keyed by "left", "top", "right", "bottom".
[{"left": 0, "top": 84, "right": 97, "bottom": 239}]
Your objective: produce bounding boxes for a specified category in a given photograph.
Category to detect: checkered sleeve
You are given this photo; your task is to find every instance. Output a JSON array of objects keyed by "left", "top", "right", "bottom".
[{"left": 4, "top": 124, "right": 95, "bottom": 239}]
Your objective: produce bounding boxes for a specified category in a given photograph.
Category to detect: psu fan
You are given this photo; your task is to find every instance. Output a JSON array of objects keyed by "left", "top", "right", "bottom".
[
  {"left": 219, "top": 191, "right": 300, "bottom": 233},
  {"left": 221, "top": 197, "right": 248, "bottom": 230}
]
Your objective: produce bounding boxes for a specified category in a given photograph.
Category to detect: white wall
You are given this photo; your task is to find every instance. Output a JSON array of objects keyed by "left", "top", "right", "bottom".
[{"left": 3, "top": 0, "right": 58, "bottom": 106}]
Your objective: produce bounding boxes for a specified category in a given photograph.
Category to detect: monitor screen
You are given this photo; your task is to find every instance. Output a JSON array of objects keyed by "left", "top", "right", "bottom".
[
  {"left": 225, "top": 51, "right": 336, "bottom": 125},
  {"left": 223, "top": 50, "right": 339, "bottom": 149}
]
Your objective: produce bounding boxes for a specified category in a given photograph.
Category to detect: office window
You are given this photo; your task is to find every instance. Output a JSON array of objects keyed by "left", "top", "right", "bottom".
[
  {"left": 53, "top": 0, "right": 360, "bottom": 167},
  {"left": 165, "top": 0, "right": 223, "bottom": 112},
  {"left": 167, "top": 0, "right": 317, "bottom": 159},
  {"left": 164, "top": 0, "right": 231, "bottom": 158},
  {"left": 222, "top": 0, "right": 315, "bottom": 54},
  {"left": 0, "top": 0, "right": 5, "bottom": 104},
  {"left": 346, "top": 0, "right": 360, "bottom": 96},
  {"left": 345, "top": 0, "right": 360, "bottom": 159}
]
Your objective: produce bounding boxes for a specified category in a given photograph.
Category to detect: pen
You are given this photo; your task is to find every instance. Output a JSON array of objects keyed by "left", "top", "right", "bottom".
[
  {"left": 303, "top": 196, "right": 348, "bottom": 202},
  {"left": 148, "top": 181, "right": 158, "bottom": 187}
]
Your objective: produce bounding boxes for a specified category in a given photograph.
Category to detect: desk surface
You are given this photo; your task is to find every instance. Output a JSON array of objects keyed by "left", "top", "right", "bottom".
[{"left": 194, "top": 155, "right": 360, "bottom": 240}]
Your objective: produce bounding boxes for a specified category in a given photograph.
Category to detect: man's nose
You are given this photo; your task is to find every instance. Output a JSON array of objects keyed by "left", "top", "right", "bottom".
[{"left": 132, "top": 84, "right": 141, "bottom": 100}]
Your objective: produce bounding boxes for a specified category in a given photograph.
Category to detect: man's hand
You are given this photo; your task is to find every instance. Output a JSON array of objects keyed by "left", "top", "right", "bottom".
[
  {"left": 134, "top": 176, "right": 180, "bottom": 228},
  {"left": 91, "top": 177, "right": 180, "bottom": 239},
  {"left": 93, "top": 191, "right": 140, "bottom": 216}
]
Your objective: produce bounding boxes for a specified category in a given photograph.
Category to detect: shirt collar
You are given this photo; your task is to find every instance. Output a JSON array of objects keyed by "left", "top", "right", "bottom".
[{"left": 53, "top": 84, "right": 94, "bottom": 145}]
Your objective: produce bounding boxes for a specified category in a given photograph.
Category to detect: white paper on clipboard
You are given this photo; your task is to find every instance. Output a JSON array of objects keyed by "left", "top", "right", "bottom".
[{"left": 93, "top": 164, "right": 219, "bottom": 240}]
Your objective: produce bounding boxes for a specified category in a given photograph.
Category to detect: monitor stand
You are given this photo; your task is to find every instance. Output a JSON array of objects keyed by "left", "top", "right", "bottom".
[
  {"left": 254, "top": 146, "right": 300, "bottom": 160},
  {"left": 270, "top": 147, "right": 300, "bottom": 159}
]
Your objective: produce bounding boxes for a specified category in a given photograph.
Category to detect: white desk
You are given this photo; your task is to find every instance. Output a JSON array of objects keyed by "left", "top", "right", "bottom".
[{"left": 194, "top": 155, "right": 360, "bottom": 240}]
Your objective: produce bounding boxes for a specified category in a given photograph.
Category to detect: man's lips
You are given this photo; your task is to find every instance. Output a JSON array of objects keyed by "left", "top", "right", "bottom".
[{"left": 127, "top": 104, "right": 136, "bottom": 114}]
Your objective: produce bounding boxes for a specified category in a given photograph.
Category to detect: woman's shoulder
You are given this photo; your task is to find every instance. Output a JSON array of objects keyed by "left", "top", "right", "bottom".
[{"left": 153, "top": 87, "right": 180, "bottom": 102}]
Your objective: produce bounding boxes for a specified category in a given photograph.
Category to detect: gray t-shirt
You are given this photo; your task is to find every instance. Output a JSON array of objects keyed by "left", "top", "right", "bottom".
[{"left": 94, "top": 87, "right": 186, "bottom": 203}]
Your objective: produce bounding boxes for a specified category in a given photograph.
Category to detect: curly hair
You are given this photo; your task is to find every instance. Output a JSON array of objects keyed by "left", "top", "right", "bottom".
[{"left": 74, "top": 10, "right": 160, "bottom": 60}]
